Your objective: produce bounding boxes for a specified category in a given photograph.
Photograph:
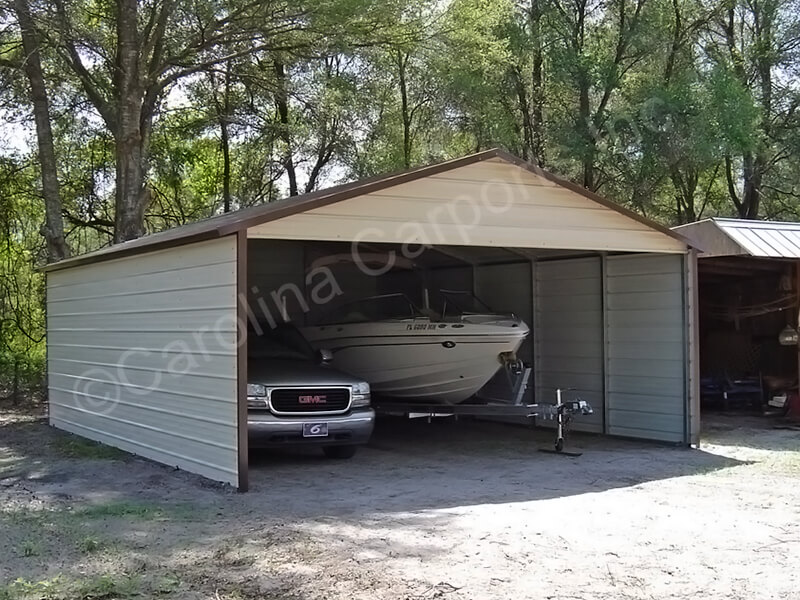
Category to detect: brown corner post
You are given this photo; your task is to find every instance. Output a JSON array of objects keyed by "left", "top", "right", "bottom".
[{"left": 236, "top": 230, "right": 249, "bottom": 492}]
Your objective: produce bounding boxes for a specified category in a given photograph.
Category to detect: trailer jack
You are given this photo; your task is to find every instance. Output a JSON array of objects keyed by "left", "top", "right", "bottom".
[{"left": 538, "top": 388, "right": 593, "bottom": 457}]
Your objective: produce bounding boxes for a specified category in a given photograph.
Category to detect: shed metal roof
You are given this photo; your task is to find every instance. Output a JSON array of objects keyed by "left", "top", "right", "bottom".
[
  {"left": 673, "top": 217, "right": 800, "bottom": 258},
  {"left": 44, "top": 148, "right": 690, "bottom": 272}
]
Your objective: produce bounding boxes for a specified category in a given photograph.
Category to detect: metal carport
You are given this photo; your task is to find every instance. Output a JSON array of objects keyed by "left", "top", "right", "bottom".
[
  {"left": 44, "top": 149, "right": 699, "bottom": 491},
  {"left": 674, "top": 218, "right": 800, "bottom": 414}
]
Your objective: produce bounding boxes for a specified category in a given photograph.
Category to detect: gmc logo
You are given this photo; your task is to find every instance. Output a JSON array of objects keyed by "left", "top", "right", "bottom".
[{"left": 298, "top": 395, "right": 327, "bottom": 404}]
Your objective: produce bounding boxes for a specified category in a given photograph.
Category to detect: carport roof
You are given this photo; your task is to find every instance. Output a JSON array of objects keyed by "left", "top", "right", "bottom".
[
  {"left": 44, "top": 148, "right": 690, "bottom": 272},
  {"left": 673, "top": 217, "right": 800, "bottom": 258}
]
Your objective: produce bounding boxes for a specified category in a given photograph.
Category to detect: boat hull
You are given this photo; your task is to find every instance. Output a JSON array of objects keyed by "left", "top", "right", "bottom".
[{"left": 301, "top": 320, "right": 529, "bottom": 404}]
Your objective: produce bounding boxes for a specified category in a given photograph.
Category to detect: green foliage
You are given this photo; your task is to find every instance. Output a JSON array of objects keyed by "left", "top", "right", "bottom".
[
  {"left": 2, "top": 0, "right": 800, "bottom": 394},
  {"left": 0, "top": 159, "right": 46, "bottom": 392}
]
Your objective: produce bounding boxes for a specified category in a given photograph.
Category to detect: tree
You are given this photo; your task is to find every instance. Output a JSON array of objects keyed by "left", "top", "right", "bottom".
[
  {"left": 3, "top": 0, "right": 69, "bottom": 262},
  {"left": 45, "top": 0, "right": 315, "bottom": 242},
  {"left": 708, "top": 0, "right": 800, "bottom": 219},
  {"left": 548, "top": 0, "right": 652, "bottom": 191}
]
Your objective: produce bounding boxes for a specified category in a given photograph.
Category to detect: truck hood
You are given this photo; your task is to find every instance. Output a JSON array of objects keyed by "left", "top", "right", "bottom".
[{"left": 247, "top": 359, "right": 364, "bottom": 387}]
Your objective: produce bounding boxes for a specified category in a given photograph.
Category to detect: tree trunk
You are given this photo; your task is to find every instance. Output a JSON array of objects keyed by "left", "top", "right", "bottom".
[
  {"left": 512, "top": 67, "right": 533, "bottom": 162},
  {"left": 670, "top": 168, "right": 698, "bottom": 224},
  {"left": 218, "top": 67, "right": 233, "bottom": 212},
  {"left": 397, "top": 52, "right": 412, "bottom": 169},
  {"left": 113, "top": 0, "right": 149, "bottom": 242},
  {"left": 741, "top": 152, "right": 763, "bottom": 219},
  {"left": 273, "top": 59, "right": 298, "bottom": 196},
  {"left": 14, "top": 0, "right": 69, "bottom": 262},
  {"left": 579, "top": 78, "right": 595, "bottom": 190},
  {"left": 529, "top": 0, "right": 545, "bottom": 166}
]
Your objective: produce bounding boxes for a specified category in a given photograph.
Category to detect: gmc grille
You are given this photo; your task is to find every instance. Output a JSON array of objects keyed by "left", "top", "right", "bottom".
[{"left": 269, "top": 388, "right": 351, "bottom": 415}]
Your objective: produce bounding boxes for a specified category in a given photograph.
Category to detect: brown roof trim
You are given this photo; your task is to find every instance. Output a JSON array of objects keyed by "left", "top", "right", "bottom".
[{"left": 43, "top": 148, "right": 691, "bottom": 273}]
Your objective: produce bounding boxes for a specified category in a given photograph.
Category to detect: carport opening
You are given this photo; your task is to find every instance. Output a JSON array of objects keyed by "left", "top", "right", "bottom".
[
  {"left": 244, "top": 238, "right": 582, "bottom": 404},
  {"left": 697, "top": 256, "right": 799, "bottom": 417}
]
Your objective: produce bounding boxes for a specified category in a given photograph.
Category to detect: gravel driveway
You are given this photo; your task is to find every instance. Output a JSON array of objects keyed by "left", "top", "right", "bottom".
[{"left": 1, "top": 408, "right": 798, "bottom": 599}]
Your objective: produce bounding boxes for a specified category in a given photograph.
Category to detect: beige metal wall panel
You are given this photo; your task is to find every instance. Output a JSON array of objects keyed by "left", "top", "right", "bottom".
[
  {"left": 47, "top": 237, "right": 240, "bottom": 485},
  {"left": 535, "top": 257, "right": 604, "bottom": 433},
  {"left": 248, "top": 159, "right": 687, "bottom": 254},
  {"left": 605, "top": 254, "right": 687, "bottom": 443}
]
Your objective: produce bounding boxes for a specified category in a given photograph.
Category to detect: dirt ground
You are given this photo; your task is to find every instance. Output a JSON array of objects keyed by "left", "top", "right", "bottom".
[{"left": 1, "top": 406, "right": 799, "bottom": 600}]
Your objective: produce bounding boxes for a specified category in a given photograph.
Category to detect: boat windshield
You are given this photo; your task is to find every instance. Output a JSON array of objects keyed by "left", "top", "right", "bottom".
[
  {"left": 440, "top": 289, "right": 495, "bottom": 317},
  {"left": 314, "top": 294, "right": 426, "bottom": 325}
]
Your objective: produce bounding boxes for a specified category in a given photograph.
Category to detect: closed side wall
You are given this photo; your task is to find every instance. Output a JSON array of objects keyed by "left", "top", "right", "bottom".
[
  {"left": 605, "top": 254, "right": 687, "bottom": 443},
  {"left": 47, "top": 237, "right": 240, "bottom": 485},
  {"left": 535, "top": 257, "right": 604, "bottom": 432}
]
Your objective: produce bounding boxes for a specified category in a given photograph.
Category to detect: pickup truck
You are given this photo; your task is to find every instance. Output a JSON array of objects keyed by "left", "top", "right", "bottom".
[{"left": 246, "top": 323, "right": 375, "bottom": 458}]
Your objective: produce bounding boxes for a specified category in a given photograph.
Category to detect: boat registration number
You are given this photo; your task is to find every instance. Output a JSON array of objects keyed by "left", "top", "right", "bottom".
[
  {"left": 406, "top": 323, "right": 439, "bottom": 331},
  {"left": 303, "top": 423, "right": 329, "bottom": 438}
]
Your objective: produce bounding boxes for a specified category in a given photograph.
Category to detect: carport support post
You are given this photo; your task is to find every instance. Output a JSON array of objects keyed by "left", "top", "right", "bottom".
[
  {"left": 686, "top": 250, "right": 701, "bottom": 447},
  {"left": 601, "top": 253, "right": 609, "bottom": 435},
  {"left": 236, "top": 230, "right": 249, "bottom": 492}
]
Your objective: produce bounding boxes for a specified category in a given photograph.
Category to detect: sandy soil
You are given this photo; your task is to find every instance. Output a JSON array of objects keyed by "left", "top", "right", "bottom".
[{"left": 1, "top": 406, "right": 799, "bottom": 599}]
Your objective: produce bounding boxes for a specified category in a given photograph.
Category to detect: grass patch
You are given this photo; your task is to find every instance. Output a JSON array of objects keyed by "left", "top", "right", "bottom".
[
  {"left": 50, "top": 435, "right": 126, "bottom": 461},
  {"left": 76, "top": 536, "right": 103, "bottom": 554},
  {"left": 0, "top": 573, "right": 143, "bottom": 600},
  {"left": 73, "top": 500, "right": 197, "bottom": 521},
  {"left": 15, "top": 540, "right": 40, "bottom": 558}
]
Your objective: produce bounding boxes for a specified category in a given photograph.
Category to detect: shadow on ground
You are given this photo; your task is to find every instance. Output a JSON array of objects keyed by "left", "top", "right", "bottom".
[
  {"left": 0, "top": 409, "right": 780, "bottom": 600},
  {"left": 245, "top": 415, "right": 748, "bottom": 516},
  {"left": 3, "top": 408, "right": 797, "bottom": 600}
]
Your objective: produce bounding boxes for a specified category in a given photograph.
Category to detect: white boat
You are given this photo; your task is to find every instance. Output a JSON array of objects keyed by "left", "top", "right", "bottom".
[{"left": 301, "top": 292, "right": 529, "bottom": 404}]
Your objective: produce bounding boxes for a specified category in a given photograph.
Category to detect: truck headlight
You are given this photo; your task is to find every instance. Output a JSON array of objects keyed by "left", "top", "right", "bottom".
[
  {"left": 247, "top": 384, "right": 267, "bottom": 397},
  {"left": 351, "top": 382, "right": 371, "bottom": 407}
]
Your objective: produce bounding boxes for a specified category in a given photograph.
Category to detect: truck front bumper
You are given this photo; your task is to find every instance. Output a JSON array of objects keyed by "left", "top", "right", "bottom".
[{"left": 247, "top": 407, "right": 375, "bottom": 448}]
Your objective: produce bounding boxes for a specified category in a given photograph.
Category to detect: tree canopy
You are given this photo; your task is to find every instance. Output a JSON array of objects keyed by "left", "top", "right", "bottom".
[{"left": 1, "top": 0, "right": 800, "bottom": 391}]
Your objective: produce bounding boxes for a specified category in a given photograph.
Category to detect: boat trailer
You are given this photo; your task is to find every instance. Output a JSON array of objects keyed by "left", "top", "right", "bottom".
[{"left": 373, "top": 360, "right": 594, "bottom": 455}]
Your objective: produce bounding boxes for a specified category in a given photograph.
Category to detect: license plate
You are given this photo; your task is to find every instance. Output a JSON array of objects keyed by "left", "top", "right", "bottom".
[{"left": 303, "top": 423, "right": 328, "bottom": 438}]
